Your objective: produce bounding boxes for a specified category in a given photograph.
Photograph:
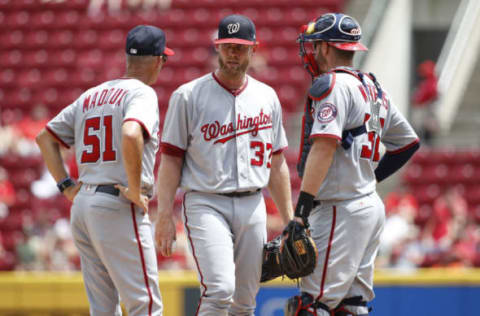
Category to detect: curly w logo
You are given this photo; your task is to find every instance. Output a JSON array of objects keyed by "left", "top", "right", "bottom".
[{"left": 227, "top": 23, "right": 240, "bottom": 34}]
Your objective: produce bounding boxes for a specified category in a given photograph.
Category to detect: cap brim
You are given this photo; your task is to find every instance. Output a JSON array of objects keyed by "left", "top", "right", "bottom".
[
  {"left": 329, "top": 42, "right": 368, "bottom": 51},
  {"left": 163, "top": 46, "right": 175, "bottom": 56},
  {"left": 214, "top": 38, "right": 258, "bottom": 45}
]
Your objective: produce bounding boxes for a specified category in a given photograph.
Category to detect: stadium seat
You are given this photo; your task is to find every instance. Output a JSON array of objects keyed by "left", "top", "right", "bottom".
[
  {"left": 415, "top": 203, "right": 433, "bottom": 227},
  {"left": 71, "top": 29, "right": 99, "bottom": 49},
  {"left": 98, "top": 30, "right": 125, "bottom": 49},
  {"left": 16, "top": 69, "right": 42, "bottom": 88},
  {"left": 0, "top": 69, "right": 17, "bottom": 88},
  {"left": 77, "top": 49, "right": 104, "bottom": 68},
  {"left": 0, "top": 50, "right": 23, "bottom": 68},
  {"left": 450, "top": 164, "right": 476, "bottom": 184},
  {"left": 4, "top": 10, "right": 30, "bottom": 29},
  {"left": 48, "top": 30, "right": 76, "bottom": 49},
  {"left": 19, "top": 50, "right": 47, "bottom": 68}
]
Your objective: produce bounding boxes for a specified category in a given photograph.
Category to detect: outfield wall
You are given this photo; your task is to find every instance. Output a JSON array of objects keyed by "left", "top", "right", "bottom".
[{"left": 0, "top": 269, "right": 479, "bottom": 315}]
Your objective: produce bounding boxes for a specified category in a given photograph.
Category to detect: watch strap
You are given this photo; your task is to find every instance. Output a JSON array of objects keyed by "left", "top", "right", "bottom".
[{"left": 57, "top": 177, "right": 75, "bottom": 193}]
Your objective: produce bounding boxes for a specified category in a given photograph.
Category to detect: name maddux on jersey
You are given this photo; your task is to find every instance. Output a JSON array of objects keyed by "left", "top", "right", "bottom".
[
  {"left": 81, "top": 88, "right": 129, "bottom": 113},
  {"left": 201, "top": 109, "right": 272, "bottom": 144}
]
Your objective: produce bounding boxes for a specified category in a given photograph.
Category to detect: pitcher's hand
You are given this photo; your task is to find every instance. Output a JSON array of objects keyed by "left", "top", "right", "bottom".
[{"left": 155, "top": 213, "right": 176, "bottom": 257}]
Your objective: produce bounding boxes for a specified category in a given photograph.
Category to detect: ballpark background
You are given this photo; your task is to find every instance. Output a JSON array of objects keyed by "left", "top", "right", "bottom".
[{"left": 0, "top": 0, "right": 479, "bottom": 315}]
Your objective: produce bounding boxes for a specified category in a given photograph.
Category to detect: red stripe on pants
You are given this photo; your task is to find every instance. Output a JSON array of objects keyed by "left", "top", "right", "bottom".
[
  {"left": 131, "top": 203, "right": 153, "bottom": 316},
  {"left": 317, "top": 206, "right": 337, "bottom": 301},
  {"left": 183, "top": 196, "right": 208, "bottom": 316}
]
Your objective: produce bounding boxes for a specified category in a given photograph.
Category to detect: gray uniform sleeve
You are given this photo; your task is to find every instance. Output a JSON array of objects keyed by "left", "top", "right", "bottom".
[
  {"left": 272, "top": 91, "right": 288, "bottom": 153},
  {"left": 161, "top": 88, "right": 190, "bottom": 152},
  {"left": 310, "top": 81, "right": 348, "bottom": 141},
  {"left": 381, "top": 99, "right": 419, "bottom": 152},
  {"left": 46, "top": 103, "right": 76, "bottom": 148},
  {"left": 124, "top": 86, "right": 159, "bottom": 140}
]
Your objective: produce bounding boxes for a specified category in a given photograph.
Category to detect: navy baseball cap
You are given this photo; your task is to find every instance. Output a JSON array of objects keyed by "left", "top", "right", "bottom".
[
  {"left": 126, "top": 25, "right": 175, "bottom": 56},
  {"left": 214, "top": 14, "right": 258, "bottom": 46},
  {"left": 300, "top": 13, "right": 367, "bottom": 51}
]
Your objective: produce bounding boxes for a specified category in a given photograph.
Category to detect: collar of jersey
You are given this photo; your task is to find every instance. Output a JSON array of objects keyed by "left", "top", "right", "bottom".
[{"left": 212, "top": 72, "right": 249, "bottom": 97}]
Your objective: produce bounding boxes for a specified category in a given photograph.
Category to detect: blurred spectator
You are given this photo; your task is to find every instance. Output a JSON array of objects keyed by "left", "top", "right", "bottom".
[
  {"left": 12, "top": 105, "right": 49, "bottom": 141},
  {"left": 46, "top": 218, "right": 78, "bottom": 271},
  {"left": 31, "top": 149, "right": 76, "bottom": 199},
  {"left": 376, "top": 187, "right": 477, "bottom": 269},
  {"left": 0, "top": 235, "right": 16, "bottom": 270},
  {"left": 141, "top": 0, "right": 172, "bottom": 10},
  {"left": 88, "top": 0, "right": 121, "bottom": 14},
  {"left": 0, "top": 167, "right": 16, "bottom": 219},
  {"left": 0, "top": 125, "right": 16, "bottom": 155},
  {"left": 424, "top": 188, "right": 468, "bottom": 249},
  {"left": 88, "top": 0, "right": 171, "bottom": 15},
  {"left": 411, "top": 60, "right": 439, "bottom": 145},
  {"left": 14, "top": 209, "right": 79, "bottom": 271},
  {"left": 389, "top": 230, "right": 430, "bottom": 270},
  {"left": 378, "top": 191, "right": 420, "bottom": 269},
  {"left": 11, "top": 105, "right": 49, "bottom": 156},
  {"left": 14, "top": 231, "right": 37, "bottom": 270},
  {"left": 30, "top": 168, "right": 58, "bottom": 199},
  {"left": 412, "top": 188, "right": 469, "bottom": 267},
  {"left": 450, "top": 222, "right": 480, "bottom": 267}
]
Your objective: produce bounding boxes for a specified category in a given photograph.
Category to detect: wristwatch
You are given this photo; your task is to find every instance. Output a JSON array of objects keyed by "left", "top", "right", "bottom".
[{"left": 57, "top": 177, "right": 75, "bottom": 193}]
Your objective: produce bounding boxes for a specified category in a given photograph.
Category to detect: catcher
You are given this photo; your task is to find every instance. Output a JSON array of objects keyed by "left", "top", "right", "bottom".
[{"left": 282, "top": 12, "right": 418, "bottom": 316}]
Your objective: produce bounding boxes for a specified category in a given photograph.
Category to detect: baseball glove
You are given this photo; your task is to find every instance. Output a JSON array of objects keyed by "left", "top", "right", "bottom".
[
  {"left": 281, "top": 220, "right": 318, "bottom": 279},
  {"left": 260, "top": 235, "right": 284, "bottom": 283},
  {"left": 260, "top": 220, "right": 317, "bottom": 282}
]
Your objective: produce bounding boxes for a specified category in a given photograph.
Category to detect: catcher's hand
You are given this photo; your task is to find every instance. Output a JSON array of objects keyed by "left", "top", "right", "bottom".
[
  {"left": 281, "top": 220, "right": 317, "bottom": 279},
  {"left": 260, "top": 220, "right": 317, "bottom": 282}
]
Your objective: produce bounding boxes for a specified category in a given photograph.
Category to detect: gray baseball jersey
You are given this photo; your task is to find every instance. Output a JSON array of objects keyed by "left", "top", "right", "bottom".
[
  {"left": 309, "top": 71, "right": 418, "bottom": 201},
  {"left": 299, "top": 68, "right": 419, "bottom": 314},
  {"left": 46, "top": 78, "right": 162, "bottom": 315},
  {"left": 47, "top": 78, "right": 159, "bottom": 193},
  {"left": 160, "top": 72, "right": 288, "bottom": 315},
  {"left": 161, "top": 73, "right": 288, "bottom": 192}
]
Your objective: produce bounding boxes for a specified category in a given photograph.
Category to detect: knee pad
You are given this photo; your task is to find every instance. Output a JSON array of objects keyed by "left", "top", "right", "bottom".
[
  {"left": 333, "top": 296, "right": 371, "bottom": 316},
  {"left": 284, "top": 292, "right": 319, "bottom": 316}
]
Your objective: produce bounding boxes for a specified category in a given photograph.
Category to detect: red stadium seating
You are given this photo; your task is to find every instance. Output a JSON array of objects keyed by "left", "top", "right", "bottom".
[
  {"left": 0, "top": 0, "right": 346, "bottom": 270},
  {"left": 403, "top": 148, "right": 480, "bottom": 227}
]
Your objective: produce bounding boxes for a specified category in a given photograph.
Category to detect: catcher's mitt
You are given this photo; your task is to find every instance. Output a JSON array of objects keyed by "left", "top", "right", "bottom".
[
  {"left": 260, "top": 220, "right": 317, "bottom": 282},
  {"left": 260, "top": 235, "right": 283, "bottom": 282},
  {"left": 281, "top": 220, "right": 317, "bottom": 279}
]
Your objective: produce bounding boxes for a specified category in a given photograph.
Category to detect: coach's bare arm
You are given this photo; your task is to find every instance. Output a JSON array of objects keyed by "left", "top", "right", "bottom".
[
  {"left": 35, "top": 129, "right": 81, "bottom": 201},
  {"left": 115, "top": 121, "right": 149, "bottom": 212}
]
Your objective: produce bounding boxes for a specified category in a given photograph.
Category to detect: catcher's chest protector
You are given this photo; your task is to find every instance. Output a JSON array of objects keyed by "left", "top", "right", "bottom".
[{"left": 297, "top": 97, "right": 314, "bottom": 178}]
